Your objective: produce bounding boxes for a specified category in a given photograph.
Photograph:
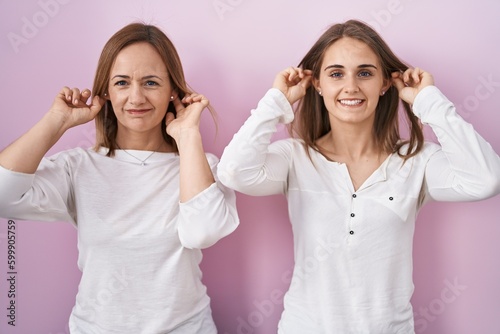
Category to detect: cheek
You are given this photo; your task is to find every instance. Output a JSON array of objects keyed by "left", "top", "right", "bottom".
[
  {"left": 155, "top": 96, "right": 171, "bottom": 112},
  {"left": 107, "top": 90, "right": 126, "bottom": 106}
]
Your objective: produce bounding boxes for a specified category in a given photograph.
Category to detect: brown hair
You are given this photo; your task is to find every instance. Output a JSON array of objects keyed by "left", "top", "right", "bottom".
[
  {"left": 295, "top": 19, "right": 423, "bottom": 160},
  {"left": 92, "top": 23, "right": 194, "bottom": 156}
]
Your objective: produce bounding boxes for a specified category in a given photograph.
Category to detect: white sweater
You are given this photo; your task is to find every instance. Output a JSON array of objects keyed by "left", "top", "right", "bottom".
[
  {"left": 0, "top": 148, "right": 239, "bottom": 333},
  {"left": 217, "top": 86, "right": 500, "bottom": 334}
]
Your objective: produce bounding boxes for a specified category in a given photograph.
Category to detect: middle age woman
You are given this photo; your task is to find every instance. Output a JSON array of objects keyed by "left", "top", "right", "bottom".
[{"left": 0, "top": 23, "right": 239, "bottom": 333}]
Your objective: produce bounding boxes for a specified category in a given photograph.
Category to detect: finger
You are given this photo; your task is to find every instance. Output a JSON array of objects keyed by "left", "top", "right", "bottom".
[
  {"left": 182, "top": 93, "right": 195, "bottom": 105},
  {"left": 302, "top": 69, "right": 313, "bottom": 77},
  {"left": 80, "top": 89, "right": 92, "bottom": 104},
  {"left": 391, "top": 75, "right": 406, "bottom": 93},
  {"left": 184, "top": 93, "right": 209, "bottom": 106},
  {"left": 89, "top": 95, "right": 105, "bottom": 117},
  {"left": 391, "top": 71, "right": 402, "bottom": 79},
  {"left": 298, "top": 74, "right": 313, "bottom": 90},
  {"left": 60, "top": 86, "right": 73, "bottom": 102},
  {"left": 402, "top": 69, "right": 412, "bottom": 85},
  {"left": 165, "top": 111, "right": 175, "bottom": 127},
  {"left": 411, "top": 67, "right": 421, "bottom": 85},
  {"left": 71, "top": 88, "right": 81, "bottom": 105},
  {"left": 192, "top": 94, "right": 206, "bottom": 103},
  {"left": 421, "top": 71, "right": 435, "bottom": 86},
  {"left": 297, "top": 67, "right": 311, "bottom": 79},
  {"left": 288, "top": 68, "right": 301, "bottom": 84},
  {"left": 171, "top": 95, "right": 186, "bottom": 114},
  {"left": 194, "top": 95, "right": 209, "bottom": 108}
]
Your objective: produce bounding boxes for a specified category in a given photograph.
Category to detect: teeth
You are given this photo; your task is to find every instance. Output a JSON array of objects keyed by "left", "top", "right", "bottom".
[{"left": 339, "top": 99, "right": 363, "bottom": 106}]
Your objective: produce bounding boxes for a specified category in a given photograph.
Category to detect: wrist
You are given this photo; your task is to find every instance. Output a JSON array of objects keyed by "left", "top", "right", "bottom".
[
  {"left": 173, "top": 127, "right": 202, "bottom": 148},
  {"left": 42, "top": 112, "right": 72, "bottom": 136}
]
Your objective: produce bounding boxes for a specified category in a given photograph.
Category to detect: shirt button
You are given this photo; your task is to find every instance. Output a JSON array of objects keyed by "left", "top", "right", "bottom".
[
  {"left": 349, "top": 230, "right": 354, "bottom": 235},
  {"left": 350, "top": 213, "right": 355, "bottom": 217},
  {"left": 389, "top": 197, "right": 394, "bottom": 201},
  {"left": 352, "top": 194, "right": 357, "bottom": 198}
]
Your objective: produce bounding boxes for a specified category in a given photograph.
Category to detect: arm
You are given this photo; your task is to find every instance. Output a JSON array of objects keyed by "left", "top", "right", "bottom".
[
  {"left": 177, "top": 154, "right": 239, "bottom": 249},
  {"left": 217, "top": 67, "right": 313, "bottom": 195},
  {"left": 393, "top": 69, "right": 500, "bottom": 201},
  {"left": 0, "top": 88, "right": 103, "bottom": 173},
  {"left": 166, "top": 94, "right": 215, "bottom": 202},
  {"left": 0, "top": 88, "right": 103, "bottom": 221},
  {"left": 416, "top": 86, "right": 500, "bottom": 201},
  {"left": 166, "top": 94, "right": 238, "bottom": 248}
]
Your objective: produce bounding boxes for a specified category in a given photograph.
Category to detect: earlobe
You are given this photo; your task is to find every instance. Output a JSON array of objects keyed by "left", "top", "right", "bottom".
[
  {"left": 313, "top": 79, "right": 322, "bottom": 96},
  {"left": 170, "top": 90, "right": 179, "bottom": 101},
  {"left": 381, "top": 80, "right": 391, "bottom": 96}
]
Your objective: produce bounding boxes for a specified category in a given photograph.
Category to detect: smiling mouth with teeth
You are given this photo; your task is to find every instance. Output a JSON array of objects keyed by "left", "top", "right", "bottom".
[{"left": 339, "top": 99, "right": 364, "bottom": 106}]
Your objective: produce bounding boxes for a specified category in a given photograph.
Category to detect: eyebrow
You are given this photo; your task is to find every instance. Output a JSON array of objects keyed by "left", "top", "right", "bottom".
[
  {"left": 324, "top": 64, "right": 378, "bottom": 71},
  {"left": 111, "top": 74, "right": 165, "bottom": 81}
]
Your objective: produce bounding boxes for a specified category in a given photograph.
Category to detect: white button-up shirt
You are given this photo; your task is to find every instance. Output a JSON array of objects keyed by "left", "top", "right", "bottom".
[{"left": 218, "top": 86, "right": 500, "bottom": 333}]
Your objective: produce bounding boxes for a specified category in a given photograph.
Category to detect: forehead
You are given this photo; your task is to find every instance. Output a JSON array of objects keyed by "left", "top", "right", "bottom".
[
  {"left": 111, "top": 42, "right": 168, "bottom": 75},
  {"left": 321, "top": 37, "right": 380, "bottom": 67}
]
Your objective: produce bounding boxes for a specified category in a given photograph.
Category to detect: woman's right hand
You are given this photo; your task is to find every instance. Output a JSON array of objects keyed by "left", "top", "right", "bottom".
[
  {"left": 0, "top": 88, "right": 105, "bottom": 173},
  {"left": 272, "top": 67, "right": 313, "bottom": 105},
  {"left": 49, "top": 87, "right": 105, "bottom": 129}
]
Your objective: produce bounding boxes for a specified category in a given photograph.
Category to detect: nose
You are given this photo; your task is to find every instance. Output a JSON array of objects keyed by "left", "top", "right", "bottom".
[
  {"left": 128, "top": 83, "right": 146, "bottom": 105},
  {"left": 343, "top": 75, "right": 360, "bottom": 94}
]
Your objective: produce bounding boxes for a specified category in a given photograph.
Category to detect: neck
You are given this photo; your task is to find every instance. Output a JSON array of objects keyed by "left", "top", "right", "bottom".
[
  {"left": 317, "top": 122, "right": 382, "bottom": 162},
  {"left": 115, "top": 129, "right": 171, "bottom": 152}
]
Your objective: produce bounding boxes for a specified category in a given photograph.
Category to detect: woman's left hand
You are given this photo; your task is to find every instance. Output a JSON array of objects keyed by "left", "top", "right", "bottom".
[
  {"left": 165, "top": 93, "right": 209, "bottom": 142},
  {"left": 392, "top": 68, "right": 434, "bottom": 105}
]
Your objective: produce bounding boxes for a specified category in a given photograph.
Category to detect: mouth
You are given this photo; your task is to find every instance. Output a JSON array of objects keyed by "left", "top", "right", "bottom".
[
  {"left": 338, "top": 99, "right": 365, "bottom": 107},
  {"left": 126, "top": 109, "right": 151, "bottom": 115}
]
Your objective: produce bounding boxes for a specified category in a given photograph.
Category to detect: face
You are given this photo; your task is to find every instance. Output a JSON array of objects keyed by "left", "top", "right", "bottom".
[
  {"left": 314, "top": 37, "right": 389, "bottom": 127},
  {"left": 107, "top": 42, "right": 174, "bottom": 137}
]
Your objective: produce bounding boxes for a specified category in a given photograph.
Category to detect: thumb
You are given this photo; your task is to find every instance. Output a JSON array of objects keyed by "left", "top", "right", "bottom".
[
  {"left": 89, "top": 95, "right": 105, "bottom": 116},
  {"left": 298, "top": 74, "right": 313, "bottom": 90},
  {"left": 171, "top": 96, "right": 185, "bottom": 114},
  {"left": 391, "top": 72, "right": 406, "bottom": 93},
  {"left": 165, "top": 111, "right": 175, "bottom": 127}
]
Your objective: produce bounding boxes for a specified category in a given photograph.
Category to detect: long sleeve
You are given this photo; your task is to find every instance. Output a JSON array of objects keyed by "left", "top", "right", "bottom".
[
  {"left": 0, "top": 155, "right": 75, "bottom": 223},
  {"left": 177, "top": 153, "right": 239, "bottom": 249},
  {"left": 217, "top": 88, "right": 295, "bottom": 196},
  {"left": 414, "top": 86, "right": 500, "bottom": 202}
]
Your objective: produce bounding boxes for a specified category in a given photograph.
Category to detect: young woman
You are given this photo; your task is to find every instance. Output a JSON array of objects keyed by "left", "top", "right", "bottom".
[
  {"left": 217, "top": 20, "right": 500, "bottom": 333},
  {"left": 0, "top": 23, "right": 238, "bottom": 333}
]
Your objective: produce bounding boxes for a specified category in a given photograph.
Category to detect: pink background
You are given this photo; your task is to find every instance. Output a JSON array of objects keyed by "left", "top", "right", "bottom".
[{"left": 1, "top": 1, "right": 499, "bottom": 333}]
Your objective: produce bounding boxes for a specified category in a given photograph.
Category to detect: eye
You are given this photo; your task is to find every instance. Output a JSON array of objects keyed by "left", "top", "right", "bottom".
[
  {"left": 358, "top": 70, "right": 373, "bottom": 78},
  {"left": 114, "top": 80, "right": 127, "bottom": 86},
  {"left": 145, "top": 81, "right": 159, "bottom": 86},
  {"left": 328, "top": 71, "right": 343, "bottom": 78}
]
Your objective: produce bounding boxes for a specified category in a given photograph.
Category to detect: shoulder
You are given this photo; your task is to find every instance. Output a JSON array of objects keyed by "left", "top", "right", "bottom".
[
  {"left": 42, "top": 147, "right": 101, "bottom": 170},
  {"left": 269, "top": 138, "right": 304, "bottom": 153},
  {"left": 419, "top": 141, "right": 442, "bottom": 160},
  {"left": 45, "top": 147, "right": 89, "bottom": 163},
  {"left": 397, "top": 140, "right": 442, "bottom": 163}
]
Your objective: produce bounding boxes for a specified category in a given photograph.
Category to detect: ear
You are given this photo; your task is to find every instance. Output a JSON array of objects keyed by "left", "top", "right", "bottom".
[
  {"left": 313, "top": 78, "right": 322, "bottom": 95},
  {"left": 169, "top": 90, "right": 179, "bottom": 102},
  {"left": 381, "top": 78, "right": 392, "bottom": 96}
]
